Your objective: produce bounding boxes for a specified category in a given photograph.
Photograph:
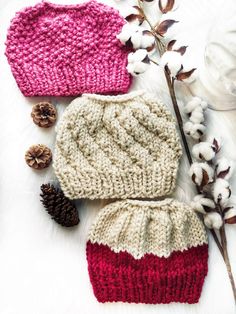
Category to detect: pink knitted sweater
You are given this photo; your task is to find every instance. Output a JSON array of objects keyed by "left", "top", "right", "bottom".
[{"left": 5, "top": 1, "right": 132, "bottom": 96}]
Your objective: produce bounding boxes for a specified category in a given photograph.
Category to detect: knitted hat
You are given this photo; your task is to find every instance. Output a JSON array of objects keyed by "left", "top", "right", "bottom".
[
  {"left": 53, "top": 90, "right": 182, "bottom": 199},
  {"left": 5, "top": 1, "right": 131, "bottom": 96},
  {"left": 87, "top": 199, "right": 208, "bottom": 304}
]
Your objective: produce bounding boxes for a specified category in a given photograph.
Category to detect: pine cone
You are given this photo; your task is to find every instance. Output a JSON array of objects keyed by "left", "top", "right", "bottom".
[
  {"left": 40, "top": 183, "right": 80, "bottom": 227},
  {"left": 25, "top": 144, "right": 52, "bottom": 169},
  {"left": 31, "top": 102, "right": 57, "bottom": 128}
]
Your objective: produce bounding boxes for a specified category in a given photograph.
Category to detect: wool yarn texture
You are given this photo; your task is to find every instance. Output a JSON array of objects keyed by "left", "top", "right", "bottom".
[
  {"left": 87, "top": 199, "right": 208, "bottom": 304},
  {"left": 53, "top": 90, "right": 182, "bottom": 200},
  {"left": 5, "top": 0, "right": 132, "bottom": 96}
]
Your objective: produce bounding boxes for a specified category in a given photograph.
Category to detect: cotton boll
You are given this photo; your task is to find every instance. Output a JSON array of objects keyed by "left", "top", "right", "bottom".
[
  {"left": 215, "top": 157, "right": 234, "bottom": 180},
  {"left": 189, "top": 162, "right": 214, "bottom": 187},
  {"left": 191, "top": 194, "right": 215, "bottom": 214},
  {"left": 127, "top": 62, "right": 149, "bottom": 76},
  {"left": 189, "top": 107, "right": 205, "bottom": 124},
  {"left": 192, "top": 142, "right": 216, "bottom": 161},
  {"left": 213, "top": 178, "right": 231, "bottom": 206},
  {"left": 204, "top": 212, "right": 223, "bottom": 229},
  {"left": 117, "top": 23, "right": 138, "bottom": 44},
  {"left": 117, "top": 24, "right": 144, "bottom": 49},
  {"left": 184, "top": 97, "right": 208, "bottom": 115},
  {"left": 160, "top": 51, "right": 183, "bottom": 77},
  {"left": 184, "top": 121, "right": 206, "bottom": 140},
  {"left": 140, "top": 31, "right": 155, "bottom": 52},
  {"left": 128, "top": 49, "right": 148, "bottom": 63},
  {"left": 127, "top": 49, "right": 150, "bottom": 76},
  {"left": 130, "top": 30, "right": 143, "bottom": 49},
  {"left": 200, "top": 100, "right": 208, "bottom": 110}
]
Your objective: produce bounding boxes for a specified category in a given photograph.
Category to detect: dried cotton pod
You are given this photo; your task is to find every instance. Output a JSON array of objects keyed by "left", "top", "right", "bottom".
[
  {"left": 215, "top": 157, "right": 234, "bottom": 180},
  {"left": 191, "top": 194, "right": 215, "bottom": 214},
  {"left": 160, "top": 51, "right": 183, "bottom": 77},
  {"left": 192, "top": 142, "right": 216, "bottom": 161},
  {"left": 184, "top": 97, "right": 208, "bottom": 115},
  {"left": 213, "top": 178, "right": 231, "bottom": 206},
  {"left": 184, "top": 121, "right": 206, "bottom": 140},
  {"left": 189, "top": 162, "right": 214, "bottom": 188},
  {"left": 189, "top": 107, "right": 205, "bottom": 124},
  {"left": 204, "top": 212, "right": 223, "bottom": 229},
  {"left": 117, "top": 24, "right": 141, "bottom": 49},
  {"left": 117, "top": 24, "right": 155, "bottom": 51},
  {"left": 127, "top": 49, "right": 150, "bottom": 76}
]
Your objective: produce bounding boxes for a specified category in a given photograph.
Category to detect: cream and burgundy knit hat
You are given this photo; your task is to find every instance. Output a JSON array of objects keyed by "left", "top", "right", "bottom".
[
  {"left": 87, "top": 199, "right": 208, "bottom": 304},
  {"left": 5, "top": 0, "right": 131, "bottom": 96},
  {"left": 53, "top": 90, "right": 182, "bottom": 199}
]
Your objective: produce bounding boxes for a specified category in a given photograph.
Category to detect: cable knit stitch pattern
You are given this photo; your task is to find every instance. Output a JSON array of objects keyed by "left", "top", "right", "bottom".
[
  {"left": 86, "top": 199, "right": 208, "bottom": 304},
  {"left": 53, "top": 91, "right": 182, "bottom": 199},
  {"left": 5, "top": 0, "right": 132, "bottom": 96}
]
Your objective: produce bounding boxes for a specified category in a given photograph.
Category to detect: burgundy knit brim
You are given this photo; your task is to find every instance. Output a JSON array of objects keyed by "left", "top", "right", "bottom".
[{"left": 86, "top": 241, "right": 208, "bottom": 304}]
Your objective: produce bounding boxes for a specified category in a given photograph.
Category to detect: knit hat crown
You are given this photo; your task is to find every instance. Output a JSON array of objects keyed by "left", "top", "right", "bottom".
[
  {"left": 5, "top": 0, "right": 131, "bottom": 96},
  {"left": 87, "top": 199, "right": 208, "bottom": 304},
  {"left": 53, "top": 91, "right": 182, "bottom": 199}
]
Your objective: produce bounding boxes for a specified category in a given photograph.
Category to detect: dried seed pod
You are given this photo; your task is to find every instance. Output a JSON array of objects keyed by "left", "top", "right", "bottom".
[
  {"left": 189, "top": 162, "right": 214, "bottom": 188},
  {"left": 40, "top": 183, "right": 80, "bottom": 227},
  {"left": 31, "top": 102, "right": 57, "bottom": 128},
  {"left": 25, "top": 144, "right": 52, "bottom": 170}
]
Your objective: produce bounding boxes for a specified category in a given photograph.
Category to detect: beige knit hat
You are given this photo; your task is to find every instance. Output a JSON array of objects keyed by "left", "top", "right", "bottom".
[
  {"left": 87, "top": 199, "right": 208, "bottom": 304},
  {"left": 54, "top": 90, "right": 182, "bottom": 199}
]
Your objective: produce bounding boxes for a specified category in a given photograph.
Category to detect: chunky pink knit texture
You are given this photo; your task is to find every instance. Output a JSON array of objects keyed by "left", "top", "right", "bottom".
[{"left": 5, "top": 1, "right": 132, "bottom": 96}]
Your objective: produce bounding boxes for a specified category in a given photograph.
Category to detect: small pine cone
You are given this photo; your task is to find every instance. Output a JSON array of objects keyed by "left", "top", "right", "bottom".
[
  {"left": 31, "top": 102, "right": 57, "bottom": 128},
  {"left": 40, "top": 183, "right": 79, "bottom": 227},
  {"left": 25, "top": 144, "right": 52, "bottom": 169}
]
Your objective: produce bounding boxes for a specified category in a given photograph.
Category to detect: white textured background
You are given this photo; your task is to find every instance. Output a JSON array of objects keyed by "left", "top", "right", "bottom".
[{"left": 0, "top": 0, "right": 236, "bottom": 313}]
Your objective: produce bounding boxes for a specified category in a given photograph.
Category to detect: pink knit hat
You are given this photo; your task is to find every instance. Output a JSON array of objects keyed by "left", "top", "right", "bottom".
[{"left": 5, "top": 1, "right": 132, "bottom": 96}]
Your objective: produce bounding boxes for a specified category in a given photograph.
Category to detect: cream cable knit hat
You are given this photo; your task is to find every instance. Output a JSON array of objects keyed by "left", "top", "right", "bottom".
[{"left": 54, "top": 90, "right": 182, "bottom": 199}]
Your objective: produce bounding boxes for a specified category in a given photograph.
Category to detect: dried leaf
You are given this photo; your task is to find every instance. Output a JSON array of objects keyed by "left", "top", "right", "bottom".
[
  {"left": 125, "top": 14, "right": 144, "bottom": 25},
  {"left": 167, "top": 39, "right": 176, "bottom": 51},
  {"left": 225, "top": 216, "right": 236, "bottom": 224},
  {"left": 192, "top": 173, "right": 196, "bottom": 185},
  {"left": 125, "top": 38, "right": 134, "bottom": 48},
  {"left": 223, "top": 206, "right": 234, "bottom": 213},
  {"left": 212, "top": 138, "right": 220, "bottom": 153},
  {"left": 155, "top": 20, "right": 178, "bottom": 36},
  {"left": 201, "top": 169, "right": 209, "bottom": 188},
  {"left": 217, "top": 167, "right": 231, "bottom": 179},
  {"left": 125, "top": 6, "right": 144, "bottom": 25},
  {"left": 158, "top": 0, "right": 175, "bottom": 14},
  {"left": 176, "top": 68, "right": 196, "bottom": 81},
  {"left": 146, "top": 43, "right": 156, "bottom": 52},
  {"left": 174, "top": 46, "right": 188, "bottom": 55},
  {"left": 142, "top": 54, "right": 150, "bottom": 64},
  {"left": 142, "top": 30, "right": 153, "bottom": 36},
  {"left": 203, "top": 206, "right": 216, "bottom": 213}
]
